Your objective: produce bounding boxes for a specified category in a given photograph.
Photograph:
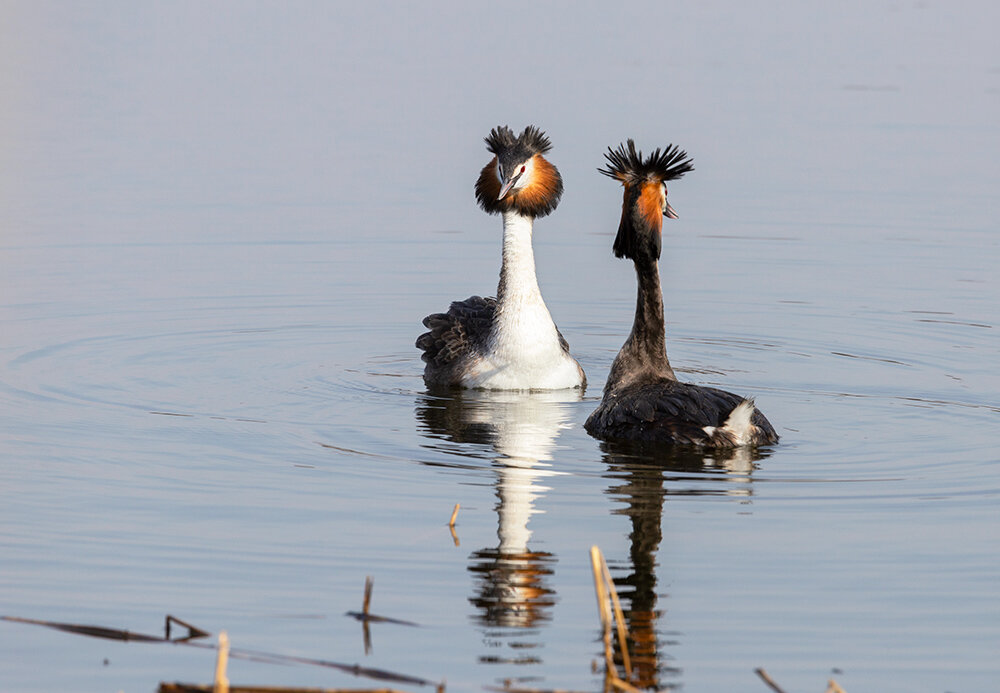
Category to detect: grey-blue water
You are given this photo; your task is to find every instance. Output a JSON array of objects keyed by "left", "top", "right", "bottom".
[{"left": 2, "top": 2, "right": 998, "bottom": 691}]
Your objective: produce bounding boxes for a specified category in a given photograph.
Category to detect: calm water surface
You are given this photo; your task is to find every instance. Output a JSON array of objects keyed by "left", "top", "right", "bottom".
[{"left": 2, "top": 3, "right": 998, "bottom": 692}]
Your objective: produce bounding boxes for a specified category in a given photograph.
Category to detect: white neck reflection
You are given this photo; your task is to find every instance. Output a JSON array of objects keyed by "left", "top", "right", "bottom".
[{"left": 456, "top": 390, "right": 576, "bottom": 552}]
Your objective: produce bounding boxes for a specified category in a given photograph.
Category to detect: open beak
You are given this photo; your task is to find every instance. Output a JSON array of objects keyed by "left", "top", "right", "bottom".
[
  {"left": 664, "top": 201, "right": 679, "bottom": 220},
  {"left": 497, "top": 172, "right": 522, "bottom": 200}
]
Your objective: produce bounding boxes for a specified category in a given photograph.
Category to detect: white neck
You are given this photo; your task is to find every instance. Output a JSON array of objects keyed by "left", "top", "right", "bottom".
[
  {"left": 461, "top": 211, "right": 584, "bottom": 390},
  {"left": 493, "top": 210, "right": 555, "bottom": 344},
  {"left": 497, "top": 211, "right": 542, "bottom": 306}
]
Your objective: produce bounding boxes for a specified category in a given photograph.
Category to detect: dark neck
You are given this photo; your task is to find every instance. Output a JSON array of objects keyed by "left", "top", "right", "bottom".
[{"left": 605, "top": 257, "right": 676, "bottom": 393}]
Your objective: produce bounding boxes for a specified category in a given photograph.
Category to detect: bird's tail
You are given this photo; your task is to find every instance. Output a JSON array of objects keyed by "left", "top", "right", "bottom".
[{"left": 704, "top": 399, "right": 757, "bottom": 447}]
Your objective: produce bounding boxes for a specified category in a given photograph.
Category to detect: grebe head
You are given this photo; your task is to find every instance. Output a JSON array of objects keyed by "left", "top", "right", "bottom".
[
  {"left": 599, "top": 139, "right": 694, "bottom": 261},
  {"left": 475, "top": 125, "right": 563, "bottom": 218}
]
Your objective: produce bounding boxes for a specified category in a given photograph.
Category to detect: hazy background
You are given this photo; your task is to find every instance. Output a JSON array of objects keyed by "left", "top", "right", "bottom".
[{"left": 2, "top": 2, "right": 998, "bottom": 692}]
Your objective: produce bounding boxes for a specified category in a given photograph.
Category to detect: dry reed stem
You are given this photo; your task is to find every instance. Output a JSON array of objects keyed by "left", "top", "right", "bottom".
[
  {"left": 213, "top": 631, "right": 230, "bottom": 693},
  {"left": 362, "top": 577, "right": 373, "bottom": 616},
  {"left": 826, "top": 680, "right": 847, "bottom": 693},
  {"left": 166, "top": 614, "right": 210, "bottom": 640},
  {"left": 590, "top": 546, "right": 632, "bottom": 683},
  {"left": 161, "top": 686, "right": 421, "bottom": 692},
  {"left": 484, "top": 687, "right": 591, "bottom": 693},
  {"left": 589, "top": 547, "right": 614, "bottom": 676},
  {"left": 598, "top": 553, "right": 632, "bottom": 679},
  {"left": 607, "top": 676, "right": 642, "bottom": 693},
  {"left": 448, "top": 504, "right": 460, "bottom": 546},
  {"left": 5, "top": 613, "right": 431, "bottom": 687},
  {"left": 754, "top": 668, "right": 788, "bottom": 693}
]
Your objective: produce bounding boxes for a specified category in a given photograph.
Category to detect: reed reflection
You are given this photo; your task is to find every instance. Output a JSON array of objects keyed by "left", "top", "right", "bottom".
[
  {"left": 416, "top": 390, "right": 578, "bottom": 671},
  {"left": 600, "top": 441, "right": 772, "bottom": 690}
]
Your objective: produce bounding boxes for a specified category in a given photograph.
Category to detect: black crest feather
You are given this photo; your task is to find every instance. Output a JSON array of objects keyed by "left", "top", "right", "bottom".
[
  {"left": 484, "top": 126, "right": 518, "bottom": 155},
  {"left": 484, "top": 125, "right": 553, "bottom": 158},
  {"left": 599, "top": 139, "right": 693, "bottom": 184}
]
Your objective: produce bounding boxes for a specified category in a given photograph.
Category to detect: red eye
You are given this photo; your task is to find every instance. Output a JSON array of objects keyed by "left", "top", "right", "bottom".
[{"left": 520, "top": 165, "right": 526, "bottom": 173}]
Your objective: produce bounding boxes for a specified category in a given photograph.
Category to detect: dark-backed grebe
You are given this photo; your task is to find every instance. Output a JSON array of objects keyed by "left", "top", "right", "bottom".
[
  {"left": 584, "top": 140, "right": 778, "bottom": 447},
  {"left": 417, "top": 126, "right": 586, "bottom": 391}
]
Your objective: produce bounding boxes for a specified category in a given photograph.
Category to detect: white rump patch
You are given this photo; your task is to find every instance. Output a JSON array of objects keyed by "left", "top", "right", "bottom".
[{"left": 703, "top": 400, "right": 756, "bottom": 446}]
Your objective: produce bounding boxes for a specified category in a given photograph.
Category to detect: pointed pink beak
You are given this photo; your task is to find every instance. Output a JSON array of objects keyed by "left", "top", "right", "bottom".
[{"left": 497, "top": 171, "right": 522, "bottom": 200}]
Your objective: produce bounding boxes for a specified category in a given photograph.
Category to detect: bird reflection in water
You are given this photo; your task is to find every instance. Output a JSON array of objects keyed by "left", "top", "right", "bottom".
[
  {"left": 600, "top": 439, "right": 773, "bottom": 690},
  {"left": 416, "top": 389, "right": 578, "bottom": 674}
]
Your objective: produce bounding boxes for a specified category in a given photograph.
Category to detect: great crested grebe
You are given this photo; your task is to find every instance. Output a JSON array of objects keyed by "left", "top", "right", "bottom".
[
  {"left": 584, "top": 140, "right": 778, "bottom": 447},
  {"left": 417, "top": 125, "right": 586, "bottom": 391}
]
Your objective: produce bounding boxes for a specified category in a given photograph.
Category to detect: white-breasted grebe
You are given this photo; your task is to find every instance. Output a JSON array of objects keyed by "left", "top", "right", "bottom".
[
  {"left": 417, "top": 126, "right": 586, "bottom": 391},
  {"left": 584, "top": 140, "right": 778, "bottom": 447}
]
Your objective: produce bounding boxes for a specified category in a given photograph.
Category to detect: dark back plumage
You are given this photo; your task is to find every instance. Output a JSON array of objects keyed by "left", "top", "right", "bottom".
[
  {"left": 599, "top": 140, "right": 693, "bottom": 262},
  {"left": 416, "top": 295, "right": 497, "bottom": 389},
  {"left": 476, "top": 125, "right": 563, "bottom": 218},
  {"left": 585, "top": 379, "right": 778, "bottom": 447}
]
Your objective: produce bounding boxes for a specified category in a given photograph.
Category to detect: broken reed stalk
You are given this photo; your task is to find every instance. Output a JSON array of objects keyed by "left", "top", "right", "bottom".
[
  {"left": 448, "top": 504, "right": 461, "bottom": 546},
  {"left": 826, "top": 679, "right": 847, "bottom": 693},
  {"left": 213, "top": 631, "right": 229, "bottom": 693},
  {"left": 5, "top": 613, "right": 431, "bottom": 686},
  {"left": 599, "top": 552, "right": 632, "bottom": 679},
  {"left": 484, "top": 688, "right": 599, "bottom": 693},
  {"left": 165, "top": 615, "right": 210, "bottom": 641},
  {"left": 609, "top": 677, "right": 643, "bottom": 693},
  {"left": 754, "top": 668, "right": 788, "bottom": 693},
  {"left": 162, "top": 686, "right": 424, "bottom": 693},
  {"left": 363, "top": 576, "right": 374, "bottom": 617},
  {"left": 589, "top": 547, "right": 614, "bottom": 675},
  {"left": 590, "top": 545, "right": 632, "bottom": 686}
]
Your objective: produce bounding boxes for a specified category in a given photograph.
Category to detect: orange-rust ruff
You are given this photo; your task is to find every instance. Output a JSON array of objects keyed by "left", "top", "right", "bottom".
[
  {"left": 474, "top": 125, "right": 563, "bottom": 219},
  {"left": 585, "top": 139, "right": 778, "bottom": 447},
  {"left": 636, "top": 182, "right": 665, "bottom": 235},
  {"left": 417, "top": 125, "right": 584, "bottom": 391},
  {"left": 476, "top": 156, "right": 503, "bottom": 202},
  {"left": 474, "top": 154, "right": 562, "bottom": 219}
]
